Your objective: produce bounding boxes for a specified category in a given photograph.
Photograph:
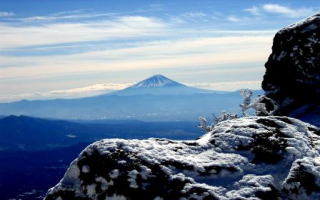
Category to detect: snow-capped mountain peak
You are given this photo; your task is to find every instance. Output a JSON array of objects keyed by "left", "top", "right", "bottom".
[
  {"left": 111, "top": 74, "right": 218, "bottom": 96},
  {"left": 130, "top": 74, "right": 185, "bottom": 88}
]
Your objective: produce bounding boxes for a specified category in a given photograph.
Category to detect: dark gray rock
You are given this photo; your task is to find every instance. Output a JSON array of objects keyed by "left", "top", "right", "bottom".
[{"left": 262, "top": 14, "right": 320, "bottom": 125}]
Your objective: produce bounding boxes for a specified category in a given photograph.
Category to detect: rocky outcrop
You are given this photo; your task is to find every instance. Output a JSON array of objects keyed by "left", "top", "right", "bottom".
[
  {"left": 45, "top": 116, "right": 320, "bottom": 200},
  {"left": 262, "top": 14, "right": 320, "bottom": 125}
]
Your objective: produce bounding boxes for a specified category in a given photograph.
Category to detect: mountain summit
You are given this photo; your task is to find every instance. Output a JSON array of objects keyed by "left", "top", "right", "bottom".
[
  {"left": 0, "top": 74, "right": 237, "bottom": 120},
  {"left": 114, "top": 74, "right": 216, "bottom": 96},
  {"left": 130, "top": 74, "right": 185, "bottom": 88}
]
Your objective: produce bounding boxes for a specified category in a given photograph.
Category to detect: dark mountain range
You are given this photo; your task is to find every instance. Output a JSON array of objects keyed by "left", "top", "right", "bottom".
[
  {"left": 0, "top": 143, "right": 88, "bottom": 200},
  {"left": 0, "top": 115, "right": 200, "bottom": 151}
]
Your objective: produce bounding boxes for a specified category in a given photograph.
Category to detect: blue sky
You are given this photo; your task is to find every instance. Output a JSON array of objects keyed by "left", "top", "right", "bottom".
[{"left": 0, "top": 0, "right": 319, "bottom": 102}]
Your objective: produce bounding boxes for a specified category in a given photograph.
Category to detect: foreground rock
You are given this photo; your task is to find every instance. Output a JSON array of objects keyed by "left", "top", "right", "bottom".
[
  {"left": 262, "top": 14, "right": 320, "bottom": 126},
  {"left": 45, "top": 116, "right": 320, "bottom": 200}
]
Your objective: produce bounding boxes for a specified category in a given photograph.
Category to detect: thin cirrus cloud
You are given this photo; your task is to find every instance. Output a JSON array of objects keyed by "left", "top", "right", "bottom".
[
  {"left": 245, "top": 4, "right": 316, "bottom": 18},
  {"left": 188, "top": 81, "right": 262, "bottom": 91},
  {"left": 0, "top": 35, "right": 273, "bottom": 80},
  {"left": 0, "top": 11, "right": 15, "bottom": 17},
  {"left": 244, "top": 7, "right": 261, "bottom": 16},
  {"left": 0, "top": 82, "right": 133, "bottom": 102},
  {"left": 0, "top": 15, "right": 167, "bottom": 49},
  {"left": 0, "top": 11, "right": 16, "bottom": 17},
  {"left": 21, "top": 12, "right": 115, "bottom": 22},
  {"left": 171, "top": 12, "right": 211, "bottom": 23},
  {"left": 0, "top": 8, "right": 283, "bottom": 101},
  {"left": 227, "top": 16, "right": 241, "bottom": 22}
]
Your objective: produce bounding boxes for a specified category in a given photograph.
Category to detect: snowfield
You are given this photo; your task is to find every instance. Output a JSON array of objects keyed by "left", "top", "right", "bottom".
[{"left": 45, "top": 116, "right": 320, "bottom": 200}]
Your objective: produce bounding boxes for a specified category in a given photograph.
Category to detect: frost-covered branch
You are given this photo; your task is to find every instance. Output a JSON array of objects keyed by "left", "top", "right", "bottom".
[
  {"left": 199, "top": 90, "right": 278, "bottom": 133},
  {"left": 240, "top": 89, "right": 253, "bottom": 116},
  {"left": 239, "top": 89, "right": 278, "bottom": 116},
  {"left": 198, "top": 112, "right": 238, "bottom": 132},
  {"left": 198, "top": 116, "right": 212, "bottom": 132}
]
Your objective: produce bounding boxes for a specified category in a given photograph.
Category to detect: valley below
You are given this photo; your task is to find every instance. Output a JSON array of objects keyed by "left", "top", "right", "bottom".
[{"left": 0, "top": 116, "right": 200, "bottom": 200}]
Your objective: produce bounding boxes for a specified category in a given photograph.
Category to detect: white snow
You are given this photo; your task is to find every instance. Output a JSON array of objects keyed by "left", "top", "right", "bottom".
[
  {"left": 153, "top": 197, "right": 163, "bottom": 200},
  {"left": 86, "top": 184, "right": 96, "bottom": 198},
  {"left": 104, "top": 194, "right": 127, "bottom": 200},
  {"left": 109, "top": 169, "right": 120, "bottom": 179},
  {"left": 82, "top": 165, "right": 90, "bottom": 173},
  {"left": 45, "top": 116, "right": 320, "bottom": 200},
  {"left": 128, "top": 170, "right": 139, "bottom": 188},
  {"left": 95, "top": 177, "right": 113, "bottom": 190},
  {"left": 139, "top": 165, "right": 152, "bottom": 180}
]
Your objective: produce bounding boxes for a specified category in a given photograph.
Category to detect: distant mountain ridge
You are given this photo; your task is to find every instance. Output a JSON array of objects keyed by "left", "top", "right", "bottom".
[
  {"left": 0, "top": 75, "right": 262, "bottom": 120},
  {"left": 0, "top": 115, "right": 200, "bottom": 151}
]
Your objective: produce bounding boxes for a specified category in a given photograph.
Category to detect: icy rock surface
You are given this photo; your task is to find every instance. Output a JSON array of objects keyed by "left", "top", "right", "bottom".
[
  {"left": 261, "top": 13, "right": 320, "bottom": 125},
  {"left": 45, "top": 116, "right": 320, "bottom": 200}
]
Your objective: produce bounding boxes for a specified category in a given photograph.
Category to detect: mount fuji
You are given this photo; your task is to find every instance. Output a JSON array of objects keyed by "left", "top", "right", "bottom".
[
  {"left": 0, "top": 75, "right": 261, "bottom": 121},
  {"left": 112, "top": 74, "right": 220, "bottom": 96},
  {"left": 131, "top": 74, "right": 184, "bottom": 88}
]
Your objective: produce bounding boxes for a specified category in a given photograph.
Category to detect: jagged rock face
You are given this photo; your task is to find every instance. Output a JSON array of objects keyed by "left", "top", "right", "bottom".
[
  {"left": 45, "top": 116, "right": 320, "bottom": 200},
  {"left": 262, "top": 14, "right": 320, "bottom": 121}
]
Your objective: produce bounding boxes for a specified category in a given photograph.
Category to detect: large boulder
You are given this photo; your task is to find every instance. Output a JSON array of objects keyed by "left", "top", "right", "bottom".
[
  {"left": 45, "top": 116, "right": 320, "bottom": 200},
  {"left": 262, "top": 14, "right": 320, "bottom": 125}
]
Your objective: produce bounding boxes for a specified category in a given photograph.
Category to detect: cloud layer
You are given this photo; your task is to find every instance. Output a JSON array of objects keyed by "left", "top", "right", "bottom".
[
  {"left": 0, "top": 11, "right": 15, "bottom": 17},
  {"left": 0, "top": 2, "right": 317, "bottom": 102},
  {"left": 0, "top": 79, "right": 263, "bottom": 102},
  {"left": 0, "top": 16, "right": 166, "bottom": 49},
  {"left": 0, "top": 35, "right": 273, "bottom": 80}
]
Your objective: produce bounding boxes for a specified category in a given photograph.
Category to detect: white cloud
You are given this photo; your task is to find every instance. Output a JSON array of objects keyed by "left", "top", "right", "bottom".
[
  {"left": 21, "top": 13, "right": 114, "bottom": 22},
  {"left": 170, "top": 11, "right": 209, "bottom": 24},
  {"left": 37, "top": 82, "right": 132, "bottom": 99},
  {"left": 0, "top": 35, "right": 273, "bottom": 80},
  {"left": 182, "top": 12, "right": 207, "bottom": 18},
  {"left": 188, "top": 81, "right": 262, "bottom": 91},
  {"left": 0, "top": 11, "right": 275, "bottom": 101},
  {"left": 0, "top": 82, "right": 133, "bottom": 102},
  {"left": 244, "top": 6, "right": 261, "bottom": 16},
  {"left": 47, "top": 83, "right": 132, "bottom": 95},
  {"left": 0, "top": 16, "right": 167, "bottom": 49},
  {"left": 227, "top": 16, "right": 241, "bottom": 22},
  {"left": 262, "top": 4, "right": 315, "bottom": 18},
  {"left": 0, "top": 11, "right": 15, "bottom": 17},
  {"left": 134, "top": 4, "right": 164, "bottom": 13},
  {"left": 245, "top": 4, "right": 316, "bottom": 18}
]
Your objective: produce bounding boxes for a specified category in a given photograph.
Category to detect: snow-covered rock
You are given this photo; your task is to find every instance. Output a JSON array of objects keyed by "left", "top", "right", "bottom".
[
  {"left": 45, "top": 116, "right": 320, "bottom": 200},
  {"left": 261, "top": 13, "right": 320, "bottom": 126}
]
